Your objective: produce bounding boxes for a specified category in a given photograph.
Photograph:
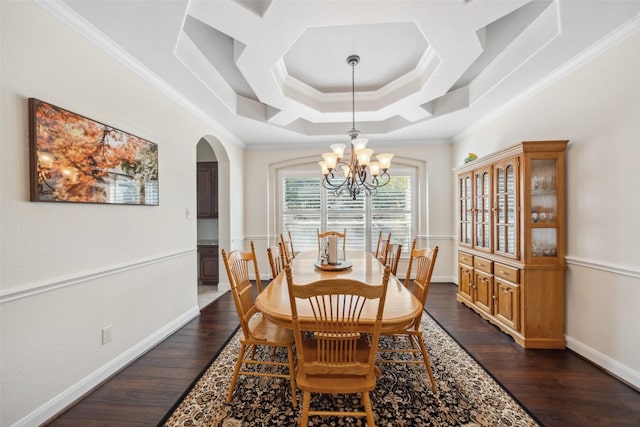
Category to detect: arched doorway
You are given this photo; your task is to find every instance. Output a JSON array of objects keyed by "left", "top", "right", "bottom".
[{"left": 196, "top": 136, "right": 230, "bottom": 307}]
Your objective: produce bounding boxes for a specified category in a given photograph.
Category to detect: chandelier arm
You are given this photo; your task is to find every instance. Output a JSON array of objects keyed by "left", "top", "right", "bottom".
[
  {"left": 321, "top": 158, "right": 352, "bottom": 190},
  {"left": 322, "top": 175, "right": 349, "bottom": 190},
  {"left": 373, "top": 171, "right": 391, "bottom": 187}
]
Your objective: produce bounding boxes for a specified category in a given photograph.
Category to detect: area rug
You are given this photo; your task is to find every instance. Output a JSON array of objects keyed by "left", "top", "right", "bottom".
[{"left": 162, "top": 313, "right": 540, "bottom": 426}]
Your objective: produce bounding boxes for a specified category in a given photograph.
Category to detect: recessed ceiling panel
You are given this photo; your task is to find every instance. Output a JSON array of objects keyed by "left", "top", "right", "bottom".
[
  {"left": 283, "top": 22, "right": 428, "bottom": 93},
  {"left": 183, "top": 16, "right": 257, "bottom": 101}
]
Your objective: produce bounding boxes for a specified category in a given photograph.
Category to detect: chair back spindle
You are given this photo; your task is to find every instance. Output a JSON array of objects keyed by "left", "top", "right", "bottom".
[
  {"left": 280, "top": 231, "right": 296, "bottom": 261},
  {"left": 375, "top": 231, "right": 391, "bottom": 259},
  {"left": 267, "top": 241, "right": 289, "bottom": 278}
]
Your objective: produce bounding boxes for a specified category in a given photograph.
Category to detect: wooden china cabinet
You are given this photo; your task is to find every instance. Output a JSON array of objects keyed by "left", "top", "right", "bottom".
[{"left": 455, "top": 140, "right": 568, "bottom": 349}]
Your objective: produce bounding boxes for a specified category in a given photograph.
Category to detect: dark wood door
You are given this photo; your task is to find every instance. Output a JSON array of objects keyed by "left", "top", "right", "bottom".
[{"left": 197, "top": 162, "right": 218, "bottom": 218}]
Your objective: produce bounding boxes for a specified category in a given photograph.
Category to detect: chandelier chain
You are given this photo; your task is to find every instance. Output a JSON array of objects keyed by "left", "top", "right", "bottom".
[{"left": 351, "top": 58, "right": 355, "bottom": 133}]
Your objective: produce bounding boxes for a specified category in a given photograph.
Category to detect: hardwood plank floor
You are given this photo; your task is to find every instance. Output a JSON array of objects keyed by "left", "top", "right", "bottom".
[{"left": 45, "top": 283, "right": 640, "bottom": 426}]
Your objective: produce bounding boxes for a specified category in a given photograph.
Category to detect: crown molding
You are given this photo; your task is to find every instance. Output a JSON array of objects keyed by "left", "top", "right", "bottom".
[
  {"left": 454, "top": 15, "right": 640, "bottom": 142},
  {"left": 34, "top": 0, "right": 245, "bottom": 148}
]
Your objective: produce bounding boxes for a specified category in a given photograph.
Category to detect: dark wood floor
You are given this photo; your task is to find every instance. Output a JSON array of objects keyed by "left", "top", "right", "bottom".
[{"left": 45, "top": 283, "right": 640, "bottom": 427}]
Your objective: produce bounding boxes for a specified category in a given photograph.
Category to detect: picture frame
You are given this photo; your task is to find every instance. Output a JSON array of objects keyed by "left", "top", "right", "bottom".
[{"left": 28, "top": 98, "right": 159, "bottom": 205}]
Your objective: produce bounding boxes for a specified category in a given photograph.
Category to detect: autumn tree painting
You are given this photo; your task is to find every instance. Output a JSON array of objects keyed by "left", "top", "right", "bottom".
[{"left": 29, "top": 99, "right": 159, "bottom": 205}]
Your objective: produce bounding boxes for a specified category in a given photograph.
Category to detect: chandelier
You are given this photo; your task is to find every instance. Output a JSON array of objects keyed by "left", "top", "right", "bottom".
[{"left": 319, "top": 55, "right": 393, "bottom": 200}]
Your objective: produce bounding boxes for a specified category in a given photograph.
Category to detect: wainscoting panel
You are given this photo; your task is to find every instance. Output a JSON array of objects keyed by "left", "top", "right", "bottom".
[{"left": 1, "top": 250, "right": 199, "bottom": 426}]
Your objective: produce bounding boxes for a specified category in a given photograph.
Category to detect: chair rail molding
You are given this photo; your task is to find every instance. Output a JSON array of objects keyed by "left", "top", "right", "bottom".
[
  {"left": 0, "top": 248, "right": 196, "bottom": 304},
  {"left": 566, "top": 255, "right": 640, "bottom": 280}
]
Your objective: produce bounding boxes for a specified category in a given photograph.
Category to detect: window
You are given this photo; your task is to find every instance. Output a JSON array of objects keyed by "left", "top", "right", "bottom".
[
  {"left": 280, "top": 168, "right": 414, "bottom": 253},
  {"left": 107, "top": 172, "right": 159, "bottom": 205}
]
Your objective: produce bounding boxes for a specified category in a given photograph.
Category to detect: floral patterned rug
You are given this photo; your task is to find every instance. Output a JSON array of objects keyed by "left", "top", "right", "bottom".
[{"left": 162, "top": 313, "right": 540, "bottom": 426}]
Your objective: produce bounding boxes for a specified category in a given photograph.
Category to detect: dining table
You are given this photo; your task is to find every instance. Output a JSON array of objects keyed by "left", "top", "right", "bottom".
[{"left": 256, "top": 249, "right": 422, "bottom": 332}]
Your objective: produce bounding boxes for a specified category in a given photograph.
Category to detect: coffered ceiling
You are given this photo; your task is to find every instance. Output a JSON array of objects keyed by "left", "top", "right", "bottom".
[{"left": 49, "top": 0, "right": 640, "bottom": 148}]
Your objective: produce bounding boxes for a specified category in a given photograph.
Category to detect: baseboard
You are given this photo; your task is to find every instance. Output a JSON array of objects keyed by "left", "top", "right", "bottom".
[
  {"left": 15, "top": 306, "right": 201, "bottom": 427},
  {"left": 432, "top": 275, "right": 456, "bottom": 283},
  {"left": 566, "top": 335, "right": 640, "bottom": 391}
]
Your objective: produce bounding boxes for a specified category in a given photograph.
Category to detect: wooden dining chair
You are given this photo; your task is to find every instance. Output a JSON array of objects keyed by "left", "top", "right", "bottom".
[
  {"left": 221, "top": 241, "right": 298, "bottom": 407},
  {"left": 280, "top": 231, "right": 296, "bottom": 261},
  {"left": 317, "top": 228, "right": 347, "bottom": 260},
  {"left": 377, "top": 239, "right": 439, "bottom": 393},
  {"left": 374, "top": 231, "right": 391, "bottom": 259},
  {"left": 285, "top": 263, "right": 390, "bottom": 427},
  {"left": 386, "top": 242, "right": 402, "bottom": 276},
  {"left": 375, "top": 239, "right": 391, "bottom": 266},
  {"left": 267, "top": 241, "right": 289, "bottom": 279}
]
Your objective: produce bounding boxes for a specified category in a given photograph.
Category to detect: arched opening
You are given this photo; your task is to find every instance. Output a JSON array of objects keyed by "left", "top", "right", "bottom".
[{"left": 196, "top": 135, "right": 231, "bottom": 307}]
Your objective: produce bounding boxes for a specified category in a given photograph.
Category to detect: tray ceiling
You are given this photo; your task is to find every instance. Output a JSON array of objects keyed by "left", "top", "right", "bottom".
[{"left": 51, "top": 1, "right": 640, "bottom": 147}]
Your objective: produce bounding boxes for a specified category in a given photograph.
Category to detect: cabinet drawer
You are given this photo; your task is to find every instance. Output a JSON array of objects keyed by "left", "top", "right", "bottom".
[
  {"left": 494, "top": 263, "right": 520, "bottom": 283},
  {"left": 474, "top": 256, "right": 493, "bottom": 274},
  {"left": 199, "top": 246, "right": 217, "bottom": 256},
  {"left": 458, "top": 252, "right": 473, "bottom": 266}
]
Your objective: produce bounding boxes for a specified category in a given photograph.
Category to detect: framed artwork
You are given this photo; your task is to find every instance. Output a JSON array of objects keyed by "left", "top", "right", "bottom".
[{"left": 29, "top": 98, "right": 159, "bottom": 205}]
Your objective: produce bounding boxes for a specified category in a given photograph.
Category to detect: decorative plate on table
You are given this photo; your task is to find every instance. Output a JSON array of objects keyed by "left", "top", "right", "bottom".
[{"left": 314, "top": 260, "right": 353, "bottom": 271}]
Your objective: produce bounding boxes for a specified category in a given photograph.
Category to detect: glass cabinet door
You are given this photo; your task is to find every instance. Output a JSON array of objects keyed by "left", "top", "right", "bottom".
[
  {"left": 458, "top": 173, "right": 472, "bottom": 247},
  {"left": 530, "top": 158, "right": 559, "bottom": 259},
  {"left": 494, "top": 158, "right": 519, "bottom": 258},
  {"left": 473, "top": 167, "right": 492, "bottom": 252}
]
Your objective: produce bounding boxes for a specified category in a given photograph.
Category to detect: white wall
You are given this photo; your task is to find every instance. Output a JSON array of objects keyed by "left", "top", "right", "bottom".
[
  {"left": 3, "top": 1, "right": 637, "bottom": 425},
  {"left": 244, "top": 143, "right": 456, "bottom": 281},
  {"left": 453, "top": 28, "right": 640, "bottom": 389},
  {"left": 0, "top": 2, "right": 241, "bottom": 425}
]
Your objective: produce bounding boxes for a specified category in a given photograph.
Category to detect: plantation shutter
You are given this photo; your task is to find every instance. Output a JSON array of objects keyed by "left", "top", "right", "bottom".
[
  {"left": 371, "top": 175, "right": 413, "bottom": 252},
  {"left": 327, "top": 189, "right": 366, "bottom": 250},
  {"left": 281, "top": 171, "right": 414, "bottom": 253},
  {"left": 282, "top": 177, "right": 321, "bottom": 251}
]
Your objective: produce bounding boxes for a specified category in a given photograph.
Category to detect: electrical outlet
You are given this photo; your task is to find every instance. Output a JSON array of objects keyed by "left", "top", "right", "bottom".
[
  {"left": 185, "top": 208, "right": 192, "bottom": 219},
  {"left": 102, "top": 325, "right": 113, "bottom": 345}
]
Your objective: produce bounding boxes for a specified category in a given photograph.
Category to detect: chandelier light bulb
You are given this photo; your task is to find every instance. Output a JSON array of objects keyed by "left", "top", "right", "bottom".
[
  {"left": 342, "top": 165, "right": 351, "bottom": 178},
  {"left": 369, "top": 161, "right": 380, "bottom": 177},
  {"left": 319, "top": 161, "right": 330, "bottom": 176},
  {"left": 376, "top": 153, "right": 394, "bottom": 171},
  {"left": 330, "top": 143, "right": 346, "bottom": 159},
  {"left": 322, "top": 152, "right": 339, "bottom": 170},
  {"left": 352, "top": 137, "right": 369, "bottom": 151},
  {"left": 356, "top": 148, "right": 374, "bottom": 167}
]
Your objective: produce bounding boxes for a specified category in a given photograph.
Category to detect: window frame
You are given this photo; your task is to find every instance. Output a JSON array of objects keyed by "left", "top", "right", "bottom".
[{"left": 277, "top": 165, "right": 417, "bottom": 253}]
